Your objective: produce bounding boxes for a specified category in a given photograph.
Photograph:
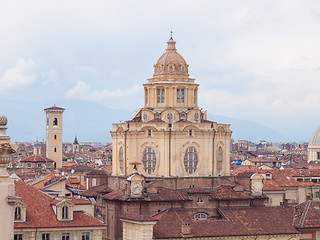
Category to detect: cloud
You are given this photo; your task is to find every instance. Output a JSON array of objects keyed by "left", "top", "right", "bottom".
[
  {"left": 43, "top": 68, "right": 60, "bottom": 87},
  {"left": 0, "top": 58, "right": 38, "bottom": 91},
  {"left": 66, "top": 80, "right": 142, "bottom": 109}
]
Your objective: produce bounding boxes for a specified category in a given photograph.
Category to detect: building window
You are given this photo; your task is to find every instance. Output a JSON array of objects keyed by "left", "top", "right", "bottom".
[
  {"left": 317, "top": 152, "right": 320, "bottom": 160},
  {"left": 82, "top": 232, "right": 90, "bottom": 240},
  {"left": 14, "top": 207, "right": 21, "bottom": 220},
  {"left": 38, "top": 163, "right": 42, "bottom": 168},
  {"left": 62, "top": 206, "right": 69, "bottom": 219},
  {"left": 217, "top": 147, "right": 223, "bottom": 174},
  {"left": 148, "top": 129, "right": 152, "bottom": 137},
  {"left": 145, "top": 88, "right": 148, "bottom": 104},
  {"left": 142, "top": 147, "right": 157, "bottom": 174},
  {"left": 54, "top": 147, "right": 57, "bottom": 152},
  {"left": 54, "top": 135, "right": 57, "bottom": 140},
  {"left": 316, "top": 192, "right": 320, "bottom": 198},
  {"left": 177, "top": 88, "right": 185, "bottom": 103},
  {"left": 47, "top": 118, "right": 49, "bottom": 126},
  {"left": 119, "top": 147, "right": 124, "bottom": 173},
  {"left": 157, "top": 88, "right": 165, "bottom": 103},
  {"left": 184, "top": 146, "right": 198, "bottom": 174},
  {"left": 27, "top": 163, "right": 31, "bottom": 168},
  {"left": 197, "top": 198, "right": 204, "bottom": 203},
  {"left": 14, "top": 235, "right": 23, "bottom": 240},
  {"left": 266, "top": 173, "right": 271, "bottom": 180},
  {"left": 62, "top": 233, "right": 70, "bottom": 240},
  {"left": 53, "top": 117, "right": 58, "bottom": 126},
  {"left": 189, "top": 129, "right": 192, "bottom": 136},
  {"left": 42, "top": 233, "right": 50, "bottom": 240},
  {"left": 181, "top": 66, "right": 185, "bottom": 72},
  {"left": 169, "top": 65, "right": 174, "bottom": 72},
  {"left": 194, "top": 213, "right": 207, "bottom": 220}
]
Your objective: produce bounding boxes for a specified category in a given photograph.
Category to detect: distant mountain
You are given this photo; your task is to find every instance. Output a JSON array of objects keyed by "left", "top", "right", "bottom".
[
  {"left": 2, "top": 100, "right": 290, "bottom": 143},
  {"left": 207, "top": 114, "right": 289, "bottom": 143}
]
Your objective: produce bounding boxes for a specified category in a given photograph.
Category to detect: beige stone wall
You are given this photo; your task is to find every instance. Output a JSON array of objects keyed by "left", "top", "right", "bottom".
[
  {"left": 264, "top": 192, "right": 284, "bottom": 206},
  {"left": 0, "top": 177, "right": 15, "bottom": 240},
  {"left": 14, "top": 227, "right": 105, "bottom": 240},
  {"left": 111, "top": 120, "right": 231, "bottom": 178},
  {"left": 122, "top": 220, "right": 157, "bottom": 240},
  {"left": 154, "top": 234, "right": 300, "bottom": 240},
  {"left": 45, "top": 109, "right": 64, "bottom": 169}
]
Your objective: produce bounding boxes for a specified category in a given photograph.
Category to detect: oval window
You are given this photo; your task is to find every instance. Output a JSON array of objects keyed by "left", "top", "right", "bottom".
[
  {"left": 184, "top": 146, "right": 198, "bottom": 174},
  {"left": 142, "top": 147, "right": 157, "bottom": 174}
]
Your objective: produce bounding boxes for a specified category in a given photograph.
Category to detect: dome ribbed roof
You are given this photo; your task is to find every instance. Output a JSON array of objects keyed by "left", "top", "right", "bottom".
[
  {"left": 309, "top": 126, "right": 320, "bottom": 146},
  {"left": 153, "top": 38, "right": 189, "bottom": 77}
]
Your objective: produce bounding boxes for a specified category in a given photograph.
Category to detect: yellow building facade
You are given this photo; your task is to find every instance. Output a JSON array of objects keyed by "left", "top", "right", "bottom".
[
  {"left": 111, "top": 38, "right": 231, "bottom": 178},
  {"left": 45, "top": 106, "right": 65, "bottom": 169}
]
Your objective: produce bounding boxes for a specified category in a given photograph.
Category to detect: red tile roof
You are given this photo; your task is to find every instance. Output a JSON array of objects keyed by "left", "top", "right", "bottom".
[
  {"left": 14, "top": 180, "right": 105, "bottom": 229},
  {"left": 294, "top": 200, "right": 320, "bottom": 228},
  {"left": 21, "top": 155, "right": 54, "bottom": 163},
  {"left": 44, "top": 106, "right": 65, "bottom": 111},
  {"left": 153, "top": 206, "right": 299, "bottom": 238}
]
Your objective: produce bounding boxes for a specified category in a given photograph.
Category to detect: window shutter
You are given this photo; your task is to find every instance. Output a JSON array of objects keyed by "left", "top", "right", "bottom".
[{"left": 23, "top": 234, "right": 29, "bottom": 240}]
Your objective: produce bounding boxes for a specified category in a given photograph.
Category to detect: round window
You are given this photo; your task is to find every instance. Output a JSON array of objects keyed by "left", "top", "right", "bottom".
[
  {"left": 194, "top": 112, "right": 199, "bottom": 120},
  {"left": 143, "top": 113, "right": 148, "bottom": 121},
  {"left": 167, "top": 112, "right": 173, "bottom": 121}
]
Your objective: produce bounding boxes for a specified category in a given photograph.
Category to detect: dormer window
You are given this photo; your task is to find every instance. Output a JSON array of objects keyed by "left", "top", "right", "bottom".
[
  {"left": 14, "top": 201, "right": 27, "bottom": 222},
  {"left": 14, "top": 207, "right": 21, "bottom": 220},
  {"left": 194, "top": 213, "right": 208, "bottom": 220},
  {"left": 197, "top": 198, "right": 204, "bottom": 203},
  {"left": 266, "top": 173, "right": 271, "bottom": 180},
  {"left": 62, "top": 205, "right": 69, "bottom": 219}
]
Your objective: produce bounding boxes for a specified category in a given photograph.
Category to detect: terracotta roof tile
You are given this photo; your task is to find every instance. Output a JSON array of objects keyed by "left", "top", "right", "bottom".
[{"left": 14, "top": 180, "right": 105, "bottom": 229}]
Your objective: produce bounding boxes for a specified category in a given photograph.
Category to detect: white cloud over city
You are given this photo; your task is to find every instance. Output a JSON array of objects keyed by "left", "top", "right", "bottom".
[{"left": 1, "top": 0, "right": 320, "bottom": 141}]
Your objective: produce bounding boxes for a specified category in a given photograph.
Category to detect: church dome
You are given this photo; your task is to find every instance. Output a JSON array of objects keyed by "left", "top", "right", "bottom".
[
  {"left": 153, "top": 38, "right": 189, "bottom": 77},
  {"left": 0, "top": 115, "right": 8, "bottom": 126},
  {"left": 309, "top": 126, "right": 320, "bottom": 146}
]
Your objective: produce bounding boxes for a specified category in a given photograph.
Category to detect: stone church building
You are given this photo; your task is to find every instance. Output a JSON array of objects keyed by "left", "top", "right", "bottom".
[{"left": 83, "top": 38, "right": 301, "bottom": 240}]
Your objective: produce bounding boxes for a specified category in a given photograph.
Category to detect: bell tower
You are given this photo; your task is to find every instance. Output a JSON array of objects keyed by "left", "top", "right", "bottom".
[{"left": 44, "top": 106, "right": 65, "bottom": 169}]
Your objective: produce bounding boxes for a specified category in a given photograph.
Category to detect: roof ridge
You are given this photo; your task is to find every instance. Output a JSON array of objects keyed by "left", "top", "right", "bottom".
[
  {"left": 229, "top": 208, "right": 252, "bottom": 235},
  {"left": 299, "top": 200, "right": 312, "bottom": 228}
]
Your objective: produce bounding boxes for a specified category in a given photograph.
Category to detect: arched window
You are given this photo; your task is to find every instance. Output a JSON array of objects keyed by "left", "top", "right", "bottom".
[
  {"left": 53, "top": 117, "right": 58, "bottom": 126},
  {"left": 194, "top": 212, "right": 207, "bottom": 220},
  {"left": 142, "top": 147, "right": 157, "bottom": 174},
  {"left": 217, "top": 147, "right": 223, "bottom": 174},
  {"left": 119, "top": 147, "right": 124, "bottom": 173},
  {"left": 62, "top": 206, "right": 68, "bottom": 219},
  {"left": 14, "top": 207, "right": 21, "bottom": 220},
  {"left": 184, "top": 146, "right": 198, "bottom": 174},
  {"left": 145, "top": 89, "right": 148, "bottom": 105}
]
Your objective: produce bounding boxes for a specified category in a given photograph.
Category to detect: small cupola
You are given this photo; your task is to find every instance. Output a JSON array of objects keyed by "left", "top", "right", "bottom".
[{"left": 153, "top": 34, "right": 189, "bottom": 78}]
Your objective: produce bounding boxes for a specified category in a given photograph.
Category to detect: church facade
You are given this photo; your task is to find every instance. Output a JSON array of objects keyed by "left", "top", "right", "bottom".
[{"left": 111, "top": 37, "right": 231, "bottom": 179}]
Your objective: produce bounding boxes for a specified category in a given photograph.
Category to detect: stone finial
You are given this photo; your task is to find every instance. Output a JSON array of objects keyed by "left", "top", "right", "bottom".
[{"left": 0, "top": 115, "right": 8, "bottom": 126}]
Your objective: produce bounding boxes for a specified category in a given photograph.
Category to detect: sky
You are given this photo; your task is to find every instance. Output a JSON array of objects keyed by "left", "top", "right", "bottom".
[{"left": 1, "top": 0, "right": 320, "bottom": 143}]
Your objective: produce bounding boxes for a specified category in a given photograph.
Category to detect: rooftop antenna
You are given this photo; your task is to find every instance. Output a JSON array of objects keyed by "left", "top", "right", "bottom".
[{"left": 170, "top": 30, "right": 173, "bottom": 40}]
